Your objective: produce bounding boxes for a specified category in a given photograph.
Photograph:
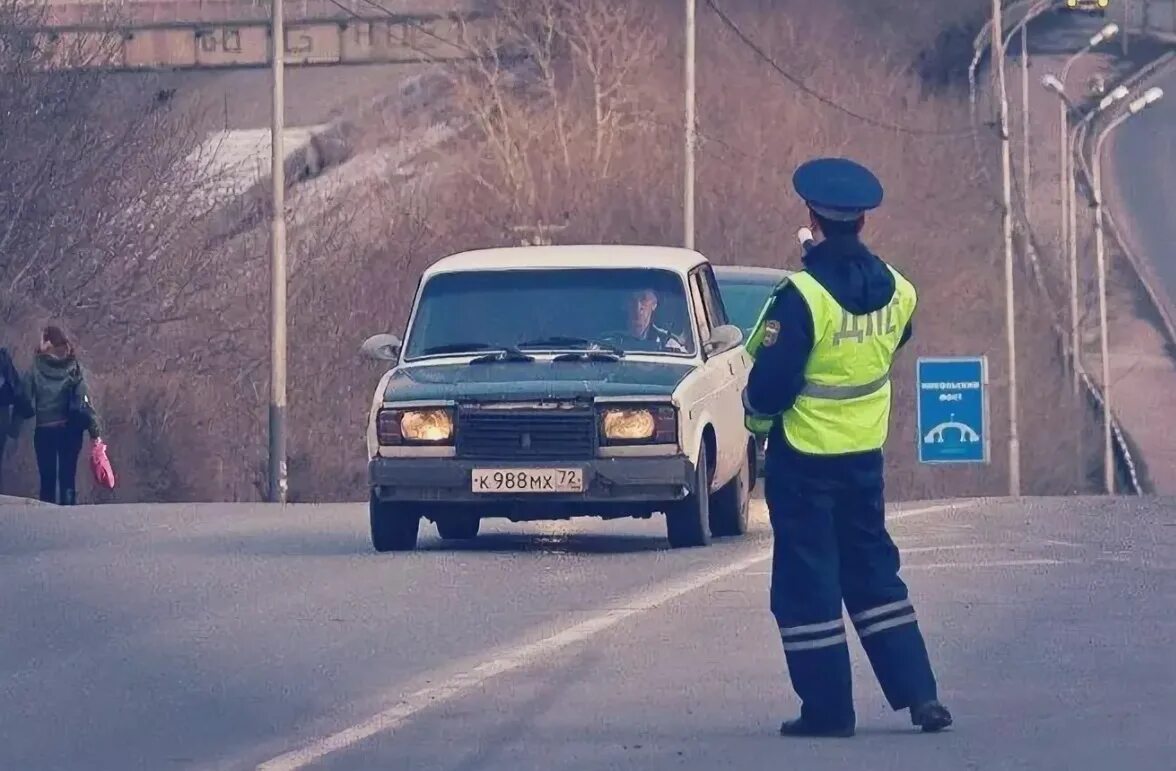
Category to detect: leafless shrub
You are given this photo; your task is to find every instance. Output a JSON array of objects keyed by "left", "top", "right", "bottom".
[
  {"left": 0, "top": 0, "right": 1099, "bottom": 502},
  {"left": 439, "top": 0, "right": 666, "bottom": 232}
]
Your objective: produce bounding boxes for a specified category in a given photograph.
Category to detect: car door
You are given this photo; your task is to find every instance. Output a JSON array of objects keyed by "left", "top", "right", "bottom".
[
  {"left": 691, "top": 265, "right": 746, "bottom": 489},
  {"left": 676, "top": 269, "right": 718, "bottom": 478}
]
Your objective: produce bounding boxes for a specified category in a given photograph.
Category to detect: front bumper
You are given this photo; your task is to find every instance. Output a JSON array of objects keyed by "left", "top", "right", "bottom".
[{"left": 369, "top": 456, "right": 695, "bottom": 518}]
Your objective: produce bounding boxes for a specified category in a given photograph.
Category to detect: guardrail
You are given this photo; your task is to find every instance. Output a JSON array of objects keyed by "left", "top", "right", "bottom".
[
  {"left": 1073, "top": 50, "right": 1176, "bottom": 351},
  {"left": 969, "top": 0, "right": 1145, "bottom": 494},
  {"left": 1071, "top": 50, "right": 1176, "bottom": 492}
]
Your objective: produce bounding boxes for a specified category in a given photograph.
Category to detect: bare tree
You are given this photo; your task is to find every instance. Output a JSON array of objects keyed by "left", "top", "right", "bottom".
[{"left": 439, "top": 0, "right": 663, "bottom": 229}]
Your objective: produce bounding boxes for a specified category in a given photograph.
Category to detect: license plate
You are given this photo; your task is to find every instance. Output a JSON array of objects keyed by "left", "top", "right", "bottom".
[{"left": 471, "top": 468, "right": 584, "bottom": 493}]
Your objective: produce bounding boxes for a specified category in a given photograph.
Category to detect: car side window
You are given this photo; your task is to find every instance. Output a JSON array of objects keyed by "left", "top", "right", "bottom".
[
  {"left": 688, "top": 271, "right": 712, "bottom": 343},
  {"left": 698, "top": 265, "right": 730, "bottom": 328}
]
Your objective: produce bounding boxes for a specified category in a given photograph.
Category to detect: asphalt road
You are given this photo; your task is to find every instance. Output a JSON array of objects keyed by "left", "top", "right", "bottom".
[
  {"left": 1016, "top": 8, "right": 1176, "bottom": 325},
  {"left": 1110, "top": 59, "right": 1176, "bottom": 321},
  {"left": 2, "top": 495, "right": 1175, "bottom": 770}
]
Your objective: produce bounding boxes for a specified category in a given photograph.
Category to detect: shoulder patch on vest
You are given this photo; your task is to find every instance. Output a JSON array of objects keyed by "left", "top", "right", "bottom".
[{"left": 762, "top": 320, "right": 780, "bottom": 347}]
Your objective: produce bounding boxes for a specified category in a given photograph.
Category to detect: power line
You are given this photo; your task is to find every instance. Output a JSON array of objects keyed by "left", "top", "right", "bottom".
[{"left": 703, "top": 0, "right": 976, "bottom": 138}]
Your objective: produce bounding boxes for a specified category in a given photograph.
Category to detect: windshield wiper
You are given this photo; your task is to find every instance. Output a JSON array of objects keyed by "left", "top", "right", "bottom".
[
  {"left": 468, "top": 345, "right": 535, "bottom": 364},
  {"left": 516, "top": 336, "right": 625, "bottom": 357},
  {"left": 419, "top": 342, "right": 497, "bottom": 356},
  {"left": 551, "top": 350, "right": 623, "bottom": 363}
]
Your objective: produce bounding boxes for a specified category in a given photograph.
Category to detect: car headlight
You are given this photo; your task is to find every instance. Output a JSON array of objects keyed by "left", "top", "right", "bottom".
[
  {"left": 377, "top": 407, "right": 454, "bottom": 445},
  {"left": 599, "top": 405, "right": 677, "bottom": 445}
]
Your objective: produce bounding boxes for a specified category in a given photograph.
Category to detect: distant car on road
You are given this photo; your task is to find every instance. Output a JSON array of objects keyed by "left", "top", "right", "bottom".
[
  {"left": 1061, "top": 0, "right": 1109, "bottom": 16},
  {"left": 713, "top": 265, "right": 791, "bottom": 341},
  {"left": 713, "top": 264, "right": 791, "bottom": 474},
  {"left": 360, "top": 245, "right": 758, "bottom": 552}
]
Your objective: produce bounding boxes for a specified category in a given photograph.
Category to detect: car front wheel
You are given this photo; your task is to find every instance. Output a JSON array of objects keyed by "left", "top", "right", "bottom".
[
  {"left": 666, "top": 442, "right": 712, "bottom": 549},
  {"left": 370, "top": 493, "right": 421, "bottom": 552},
  {"left": 709, "top": 440, "right": 751, "bottom": 537}
]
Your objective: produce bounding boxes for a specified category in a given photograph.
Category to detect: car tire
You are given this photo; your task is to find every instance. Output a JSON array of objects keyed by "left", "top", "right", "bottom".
[
  {"left": 436, "top": 514, "right": 480, "bottom": 540},
  {"left": 709, "top": 441, "right": 751, "bottom": 538},
  {"left": 370, "top": 493, "right": 420, "bottom": 552},
  {"left": 666, "top": 442, "right": 712, "bottom": 549}
]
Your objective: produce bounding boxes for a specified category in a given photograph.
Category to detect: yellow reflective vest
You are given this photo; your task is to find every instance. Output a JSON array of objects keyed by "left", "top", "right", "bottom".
[
  {"left": 743, "top": 275, "right": 793, "bottom": 438},
  {"left": 745, "top": 264, "right": 917, "bottom": 455}
]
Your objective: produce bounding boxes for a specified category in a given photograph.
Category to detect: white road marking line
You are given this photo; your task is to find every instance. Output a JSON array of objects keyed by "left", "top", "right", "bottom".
[
  {"left": 255, "top": 550, "right": 765, "bottom": 770},
  {"left": 750, "top": 557, "right": 1074, "bottom": 576},
  {"left": 255, "top": 501, "right": 962, "bottom": 769},
  {"left": 901, "top": 543, "right": 1026, "bottom": 554},
  {"left": 904, "top": 558, "right": 1075, "bottom": 570},
  {"left": 888, "top": 504, "right": 971, "bottom": 521}
]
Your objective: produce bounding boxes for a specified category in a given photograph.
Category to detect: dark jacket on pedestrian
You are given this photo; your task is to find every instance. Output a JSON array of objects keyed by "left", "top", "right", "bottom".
[
  {"left": 20, "top": 348, "right": 102, "bottom": 440},
  {"left": 1, "top": 348, "right": 19, "bottom": 433}
]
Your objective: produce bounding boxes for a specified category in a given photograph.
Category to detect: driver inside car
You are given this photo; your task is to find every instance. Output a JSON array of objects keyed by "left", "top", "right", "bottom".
[{"left": 622, "top": 289, "right": 687, "bottom": 353}]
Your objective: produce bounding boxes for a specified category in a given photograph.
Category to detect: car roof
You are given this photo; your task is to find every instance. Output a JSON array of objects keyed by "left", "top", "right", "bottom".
[
  {"left": 712, "top": 264, "right": 792, "bottom": 283},
  {"left": 423, "top": 245, "right": 709, "bottom": 277}
]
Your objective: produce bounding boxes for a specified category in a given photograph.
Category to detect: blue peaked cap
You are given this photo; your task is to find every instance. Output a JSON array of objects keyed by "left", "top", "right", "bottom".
[{"left": 792, "top": 157, "right": 884, "bottom": 221}]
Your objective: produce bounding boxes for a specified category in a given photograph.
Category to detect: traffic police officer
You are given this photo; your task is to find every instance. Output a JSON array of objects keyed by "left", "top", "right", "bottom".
[{"left": 743, "top": 157, "right": 953, "bottom": 737}]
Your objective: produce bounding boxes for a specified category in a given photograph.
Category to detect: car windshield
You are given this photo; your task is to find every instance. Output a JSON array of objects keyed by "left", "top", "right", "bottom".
[
  {"left": 716, "top": 278, "right": 778, "bottom": 337},
  {"left": 403, "top": 267, "right": 696, "bottom": 359}
]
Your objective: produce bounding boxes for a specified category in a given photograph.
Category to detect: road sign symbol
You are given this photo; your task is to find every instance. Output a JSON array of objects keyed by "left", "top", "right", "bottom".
[{"left": 916, "top": 356, "right": 989, "bottom": 464}]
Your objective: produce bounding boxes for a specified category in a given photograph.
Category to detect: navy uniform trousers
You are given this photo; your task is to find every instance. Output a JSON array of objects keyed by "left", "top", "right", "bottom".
[{"left": 766, "top": 458, "right": 939, "bottom": 729}]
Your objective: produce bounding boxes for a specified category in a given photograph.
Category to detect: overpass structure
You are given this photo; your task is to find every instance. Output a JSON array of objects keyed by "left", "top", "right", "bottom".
[{"left": 30, "top": 0, "right": 491, "bottom": 70}]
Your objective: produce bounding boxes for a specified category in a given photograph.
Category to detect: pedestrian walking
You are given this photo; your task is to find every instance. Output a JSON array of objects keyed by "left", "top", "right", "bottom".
[
  {"left": 17, "top": 326, "right": 103, "bottom": 505},
  {"left": 1, "top": 345, "right": 33, "bottom": 493},
  {"left": 742, "top": 157, "right": 952, "bottom": 737}
]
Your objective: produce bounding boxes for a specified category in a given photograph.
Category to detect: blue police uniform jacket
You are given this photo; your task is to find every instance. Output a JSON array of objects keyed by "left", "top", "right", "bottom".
[{"left": 744, "top": 234, "right": 913, "bottom": 484}]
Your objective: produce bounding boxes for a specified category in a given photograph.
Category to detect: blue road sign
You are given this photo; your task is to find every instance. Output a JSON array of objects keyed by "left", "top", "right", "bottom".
[{"left": 916, "top": 356, "right": 989, "bottom": 464}]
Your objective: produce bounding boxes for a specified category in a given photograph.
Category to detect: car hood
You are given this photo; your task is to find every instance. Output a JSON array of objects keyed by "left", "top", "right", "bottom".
[{"left": 383, "top": 359, "right": 694, "bottom": 402}]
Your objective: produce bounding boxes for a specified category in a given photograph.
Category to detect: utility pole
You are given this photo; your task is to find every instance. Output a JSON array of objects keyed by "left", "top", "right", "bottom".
[
  {"left": 684, "top": 0, "right": 696, "bottom": 251},
  {"left": 1091, "top": 137, "right": 1115, "bottom": 494},
  {"left": 993, "top": 0, "right": 1021, "bottom": 497},
  {"left": 268, "top": 0, "right": 288, "bottom": 505},
  {"left": 1021, "top": 22, "right": 1031, "bottom": 226}
]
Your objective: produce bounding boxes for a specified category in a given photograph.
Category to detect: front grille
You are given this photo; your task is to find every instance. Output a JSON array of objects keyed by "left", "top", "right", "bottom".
[{"left": 456, "top": 407, "right": 597, "bottom": 460}]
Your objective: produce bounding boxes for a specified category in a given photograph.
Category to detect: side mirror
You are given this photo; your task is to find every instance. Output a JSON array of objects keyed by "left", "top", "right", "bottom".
[
  {"left": 704, "top": 324, "right": 744, "bottom": 356},
  {"left": 360, "top": 333, "right": 402, "bottom": 362}
]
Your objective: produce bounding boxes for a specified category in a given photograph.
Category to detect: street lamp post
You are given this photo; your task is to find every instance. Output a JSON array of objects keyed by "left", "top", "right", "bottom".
[
  {"left": 1041, "top": 23, "right": 1119, "bottom": 394},
  {"left": 1070, "top": 82, "right": 1130, "bottom": 330},
  {"left": 269, "top": 0, "right": 288, "bottom": 504},
  {"left": 1021, "top": 22, "right": 1031, "bottom": 213},
  {"left": 684, "top": 0, "right": 696, "bottom": 251},
  {"left": 1091, "top": 86, "right": 1164, "bottom": 494},
  {"left": 1002, "top": 15, "right": 1036, "bottom": 223},
  {"left": 992, "top": 0, "right": 1021, "bottom": 496}
]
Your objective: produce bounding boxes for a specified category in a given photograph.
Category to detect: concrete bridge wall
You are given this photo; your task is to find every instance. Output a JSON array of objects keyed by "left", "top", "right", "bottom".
[{"left": 31, "top": 0, "right": 492, "bottom": 69}]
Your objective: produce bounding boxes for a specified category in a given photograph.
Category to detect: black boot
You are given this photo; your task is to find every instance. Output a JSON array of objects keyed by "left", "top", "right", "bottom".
[
  {"left": 779, "top": 716, "right": 855, "bottom": 738},
  {"left": 60, "top": 488, "right": 77, "bottom": 506},
  {"left": 910, "top": 700, "right": 953, "bottom": 732}
]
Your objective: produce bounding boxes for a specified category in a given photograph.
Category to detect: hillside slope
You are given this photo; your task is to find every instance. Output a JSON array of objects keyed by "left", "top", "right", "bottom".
[{"left": 0, "top": 0, "right": 1100, "bottom": 502}]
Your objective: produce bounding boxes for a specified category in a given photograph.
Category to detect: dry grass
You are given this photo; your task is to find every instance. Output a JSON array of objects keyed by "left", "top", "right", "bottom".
[{"left": 0, "top": 0, "right": 1100, "bottom": 503}]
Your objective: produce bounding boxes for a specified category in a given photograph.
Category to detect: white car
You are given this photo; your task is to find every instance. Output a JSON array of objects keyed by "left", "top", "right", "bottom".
[{"left": 360, "top": 245, "right": 758, "bottom": 551}]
